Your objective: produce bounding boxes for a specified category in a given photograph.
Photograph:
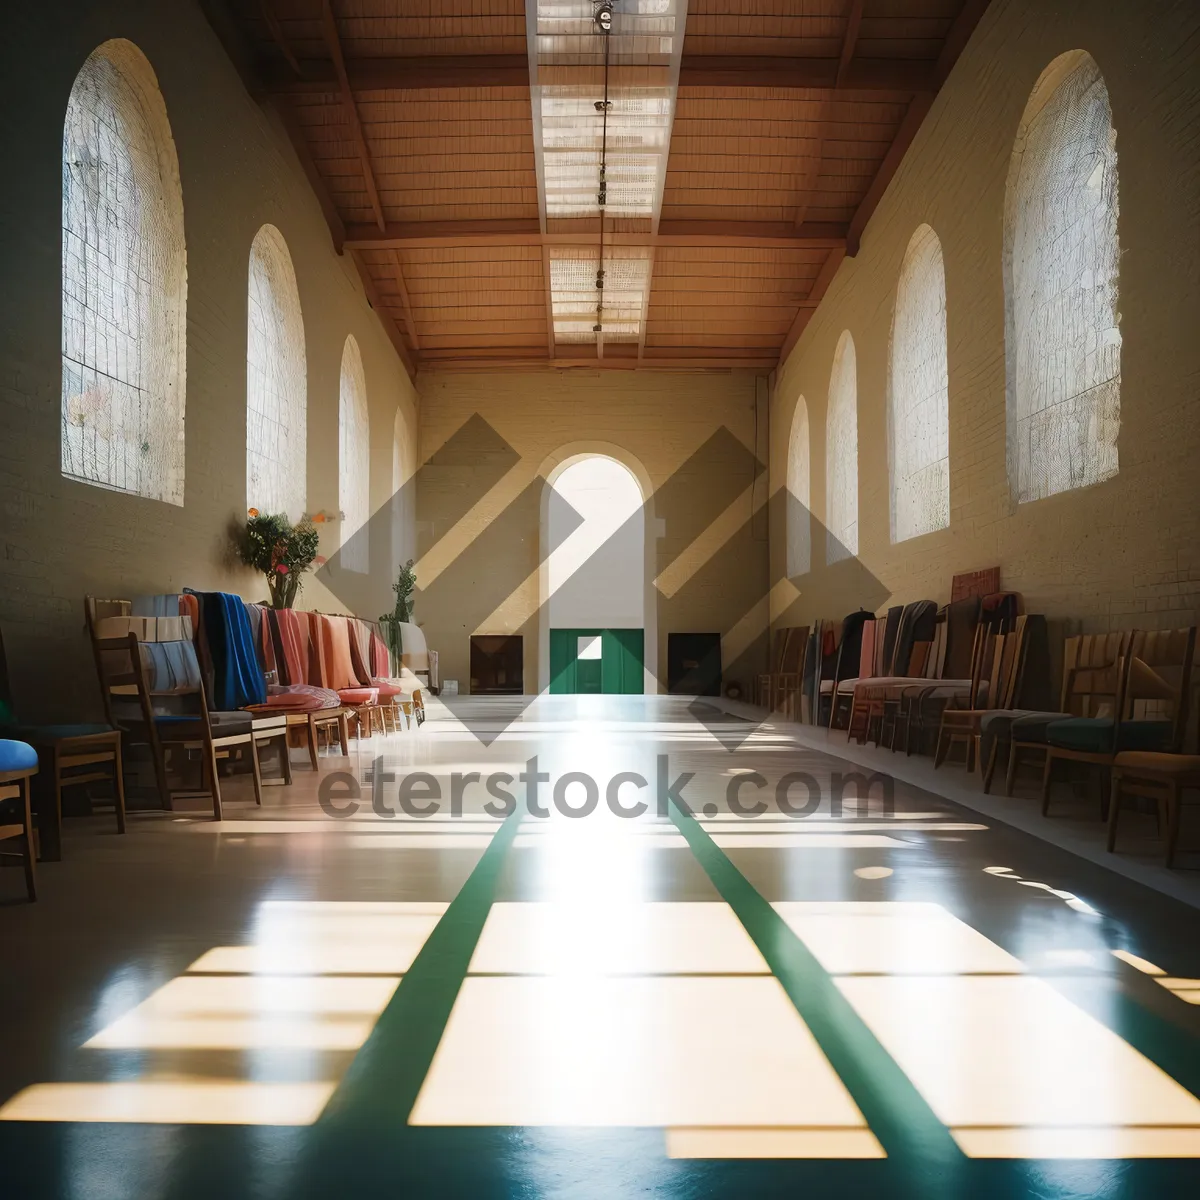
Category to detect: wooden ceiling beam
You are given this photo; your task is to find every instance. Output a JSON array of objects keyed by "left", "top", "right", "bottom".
[
  {"left": 270, "top": 96, "right": 345, "bottom": 252},
  {"left": 540, "top": 245, "right": 556, "bottom": 359},
  {"left": 319, "top": 0, "right": 386, "bottom": 232},
  {"left": 259, "top": 55, "right": 934, "bottom": 94},
  {"left": 258, "top": 0, "right": 301, "bottom": 76},
  {"left": 349, "top": 250, "right": 416, "bottom": 380},
  {"left": 778, "top": 244, "right": 847, "bottom": 365},
  {"left": 845, "top": 0, "right": 993, "bottom": 256},
  {"left": 417, "top": 354, "right": 777, "bottom": 373},
  {"left": 344, "top": 220, "right": 848, "bottom": 252},
  {"left": 390, "top": 251, "right": 421, "bottom": 352},
  {"left": 836, "top": 1, "right": 866, "bottom": 88}
]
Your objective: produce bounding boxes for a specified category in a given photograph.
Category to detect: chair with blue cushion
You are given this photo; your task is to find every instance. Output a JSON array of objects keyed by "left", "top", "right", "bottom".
[
  {"left": 86, "top": 598, "right": 269, "bottom": 821},
  {"left": 996, "top": 631, "right": 1127, "bottom": 797},
  {"left": 0, "top": 738, "right": 38, "bottom": 900},
  {"left": 0, "top": 624, "right": 125, "bottom": 861},
  {"left": 1042, "top": 628, "right": 1195, "bottom": 820}
]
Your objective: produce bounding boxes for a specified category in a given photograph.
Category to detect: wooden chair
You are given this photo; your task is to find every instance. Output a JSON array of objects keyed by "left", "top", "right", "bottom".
[
  {"left": 771, "top": 626, "right": 809, "bottom": 719},
  {"left": 0, "top": 623, "right": 125, "bottom": 856},
  {"left": 0, "top": 741, "right": 38, "bottom": 900},
  {"left": 87, "top": 599, "right": 283, "bottom": 820},
  {"left": 1043, "top": 627, "right": 1196, "bottom": 820},
  {"left": 1108, "top": 696, "right": 1200, "bottom": 866},
  {"left": 756, "top": 628, "right": 790, "bottom": 708},
  {"left": 934, "top": 617, "right": 1029, "bottom": 781},
  {"left": 1002, "top": 631, "right": 1126, "bottom": 797}
]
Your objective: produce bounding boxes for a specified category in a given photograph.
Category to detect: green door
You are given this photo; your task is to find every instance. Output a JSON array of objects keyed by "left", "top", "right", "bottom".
[{"left": 549, "top": 629, "right": 644, "bottom": 694}]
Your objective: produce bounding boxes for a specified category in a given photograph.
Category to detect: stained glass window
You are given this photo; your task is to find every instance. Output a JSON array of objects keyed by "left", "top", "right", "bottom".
[
  {"left": 338, "top": 336, "right": 370, "bottom": 573},
  {"left": 889, "top": 225, "right": 950, "bottom": 542},
  {"left": 246, "top": 224, "right": 306, "bottom": 519},
  {"left": 786, "top": 397, "right": 811, "bottom": 578},
  {"left": 826, "top": 331, "right": 858, "bottom": 563},
  {"left": 1005, "top": 51, "right": 1120, "bottom": 504},
  {"left": 61, "top": 40, "right": 186, "bottom": 504}
]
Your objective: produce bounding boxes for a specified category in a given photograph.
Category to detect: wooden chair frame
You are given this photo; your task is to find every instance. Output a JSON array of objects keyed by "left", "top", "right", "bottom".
[
  {"left": 87, "top": 600, "right": 282, "bottom": 821},
  {"left": 1043, "top": 627, "right": 1196, "bottom": 821},
  {"left": 935, "top": 618, "right": 1029, "bottom": 782},
  {"left": 0, "top": 766, "right": 38, "bottom": 900}
]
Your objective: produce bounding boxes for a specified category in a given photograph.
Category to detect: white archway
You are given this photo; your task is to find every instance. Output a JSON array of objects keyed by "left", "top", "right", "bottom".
[{"left": 537, "top": 443, "right": 658, "bottom": 694}]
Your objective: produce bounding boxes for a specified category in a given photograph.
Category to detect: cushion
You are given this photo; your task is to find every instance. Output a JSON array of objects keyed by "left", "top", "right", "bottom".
[
  {"left": 1046, "top": 718, "right": 1173, "bottom": 755},
  {"left": 978, "top": 709, "right": 1043, "bottom": 739},
  {"left": 370, "top": 680, "right": 405, "bottom": 699},
  {"left": 1, "top": 722, "right": 114, "bottom": 742},
  {"left": 0, "top": 740, "right": 38, "bottom": 773},
  {"left": 1009, "top": 712, "right": 1074, "bottom": 744},
  {"left": 155, "top": 711, "right": 253, "bottom": 738},
  {"left": 337, "top": 687, "right": 379, "bottom": 706},
  {"left": 835, "top": 677, "right": 860, "bottom": 696},
  {"left": 250, "top": 684, "right": 342, "bottom": 713},
  {"left": 1115, "top": 751, "right": 1200, "bottom": 779}
]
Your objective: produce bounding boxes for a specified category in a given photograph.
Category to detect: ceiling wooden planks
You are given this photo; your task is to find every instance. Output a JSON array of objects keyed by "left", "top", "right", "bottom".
[{"left": 211, "top": 0, "right": 991, "bottom": 374}]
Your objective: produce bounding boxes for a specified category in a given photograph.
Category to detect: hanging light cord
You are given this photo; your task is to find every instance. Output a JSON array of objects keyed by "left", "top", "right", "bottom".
[{"left": 594, "top": 10, "right": 612, "bottom": 334}]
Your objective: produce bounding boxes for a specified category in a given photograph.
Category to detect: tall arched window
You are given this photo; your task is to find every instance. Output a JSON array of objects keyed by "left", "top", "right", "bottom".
[
  {"left": 246, "top": 224, "right": 306, "bottom": 519},
  {"left": 1004, "top": 50, "right": 1120, "bottom": 504},
  {"left": 338, "top": 336, "right": 370, "bottom": 573},
  {"left": 61, "top": 40, "right": 186, "bottom": 504},
  {"left": 889, "top": 224, "right": 950, "bottom": 542},
  {"left": 786, "top": 397, "right": 811, "bottom": 577},
  {"left": 826, "top": 331, "right": 858, "bottom": 563}
]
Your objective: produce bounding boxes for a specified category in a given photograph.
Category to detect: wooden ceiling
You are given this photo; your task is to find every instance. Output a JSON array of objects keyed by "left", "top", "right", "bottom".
[{"left": 204, "top": 1, "right": 991, "bottom": 375}]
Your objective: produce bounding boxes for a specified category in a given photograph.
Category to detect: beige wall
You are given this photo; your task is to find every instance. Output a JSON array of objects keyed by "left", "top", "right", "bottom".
[
  {"left": 0, "top": 0, "right": 418, "bottom": 720},
  {"left": 415, "top": 369, "right": 768, "bottom": 693},
  {"left": 770, "top": 0, "right": 1200, "bottom": 635}
]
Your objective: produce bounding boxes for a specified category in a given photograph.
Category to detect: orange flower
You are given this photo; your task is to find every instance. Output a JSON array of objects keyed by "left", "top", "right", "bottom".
[
  {"left": 311, "top": 512, "right": 326, "bottom": 524},
  {"left": 247, "top": 507, "right": 259, "bottom": 517}
]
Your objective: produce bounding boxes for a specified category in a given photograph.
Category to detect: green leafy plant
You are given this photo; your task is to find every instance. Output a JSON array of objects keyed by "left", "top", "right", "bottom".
[
  {"left": 237, "top": 510, "right": 321, "bottom": 609},
  {"left": 379, "top": 559, "right": 417, "bottom": 664}
]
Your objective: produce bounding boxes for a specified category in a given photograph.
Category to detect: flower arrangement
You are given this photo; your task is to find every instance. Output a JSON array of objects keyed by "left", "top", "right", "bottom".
[{"left": 237, "top": 509, "right": 321, "bottom": 608}]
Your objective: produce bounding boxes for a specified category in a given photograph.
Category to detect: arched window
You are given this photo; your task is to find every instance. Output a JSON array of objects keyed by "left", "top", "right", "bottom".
[
  {"left": 246, "top": 224, "right": 306, "bottom": 519},
  {"left": 338, "top": 335, "right": 370, "bottom": 573},
  {"left": 786, "top": 397, "right": 811, "bottom": 577},
  {"left": 1004, "top": 50, "right": 1120, "bottom": 504},
  {"left": 826, "top": 331, "right": 858, "bottom": 563},
  {"left": 889, "top": 224, "right": 950, "bottom": 542},
  {"left": 61, "top": 40, "right": 186, "bottom": 503}
]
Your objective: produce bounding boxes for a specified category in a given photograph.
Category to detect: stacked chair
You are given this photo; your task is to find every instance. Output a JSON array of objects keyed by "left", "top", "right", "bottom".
[{"left": 86, "top": 596, "right": 290, "bottom": 820}]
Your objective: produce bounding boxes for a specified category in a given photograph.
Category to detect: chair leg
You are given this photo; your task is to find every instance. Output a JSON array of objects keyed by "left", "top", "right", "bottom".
[
  {"left": 338, "top": 713, "right": 350, "bottom": 755},
  {"left": 1105, "top": 771, "right": 1123, "bottom": 852},
  {"left": 982, "top": 737, "right": 1000, "bottom": 794},
  {"left": 279, "top": 733, "right": 293, "bottom": 785},
  {"left": 204, "top": 740, "right": 224, "bottom": 822},
  {"left": 934, "top": 725, "right": 950, "bottom": 768},
  {"left": 1165, "top": 782, "right": 1182, "bottom": 868},
  {"left": 1005, "top": 741, "right": 1021, "bottom": 796},
  {"left": 21, "top": 778, "right": 37, "bottom": 901},
  {"left": 305, "top": 718, "right": 320, "bottom": 769},
  {"left": 967, "top": 733, "right": 979, "bottom": 775},
  {"left": 112, "top": 737, "right": 127, "bottom": 834},
  {"left": 1040, "top": 751, "right": 1057, "bottom": 816},
  {"left": 250, "top": 739, "right": 265, "bottom": 806}
]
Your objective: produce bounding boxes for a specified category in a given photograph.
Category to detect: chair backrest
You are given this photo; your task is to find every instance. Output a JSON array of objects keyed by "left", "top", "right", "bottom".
[
  {"left": 779, "top": 626, "right": 805, "bottom": 673},
  {"left": 994, "top": 616, "right": 1030, "bottom": 711},
  {"left": 1060, "top": 631, "right": 1127, "bottom": 717},
  {"left": 1122, "top": 626, "right": 1196, "bottom": 750},
  {"left": 857, "top": 618, "right": 877, "bottom": 679},
  {"left": 768, "top": 627, "right": 789, "bottom": 674},
  {"left": 86, "top": 597, "right": 211, "bottom": 734}
]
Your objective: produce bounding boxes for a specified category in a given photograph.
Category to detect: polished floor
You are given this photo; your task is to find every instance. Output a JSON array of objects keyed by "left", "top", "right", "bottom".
[{"left": 2, "top": 694, "right": 1200, "bottom": 1198}]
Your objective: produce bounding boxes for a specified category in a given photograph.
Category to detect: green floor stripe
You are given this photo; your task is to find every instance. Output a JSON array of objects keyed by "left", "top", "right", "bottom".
[
  {"left": 669, "top": 801, "right": 965, "bottom": 1174},
  {"left": 317, "top": 810, "right": 523, "bottom": 1126}
]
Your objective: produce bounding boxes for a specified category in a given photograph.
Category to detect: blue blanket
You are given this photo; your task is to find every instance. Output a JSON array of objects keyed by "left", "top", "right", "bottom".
[{"left": 189, "top": 591, "right": 267, "bottom": 710}]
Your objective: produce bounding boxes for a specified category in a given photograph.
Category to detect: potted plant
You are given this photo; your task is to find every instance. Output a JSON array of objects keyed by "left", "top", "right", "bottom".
[
  {"left": 378, "top": 559, "right": 416, "bottom": 665},
  {"left": 237, "top": 510, "right": 321, "bottom": 608}
]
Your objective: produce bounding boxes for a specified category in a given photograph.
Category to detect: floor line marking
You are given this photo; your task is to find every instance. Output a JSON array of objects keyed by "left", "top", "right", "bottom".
[
  {"left": 313, "top": 807, "right": 524, "bottom": 1126},
  {"left": 668, "top": 799, "right": 966, "bottom": 1174}
]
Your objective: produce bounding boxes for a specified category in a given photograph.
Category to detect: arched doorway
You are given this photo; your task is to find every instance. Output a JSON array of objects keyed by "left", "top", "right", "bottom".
[{"left": 541, "top": 453, "right": 650, "bottom": 694}]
